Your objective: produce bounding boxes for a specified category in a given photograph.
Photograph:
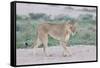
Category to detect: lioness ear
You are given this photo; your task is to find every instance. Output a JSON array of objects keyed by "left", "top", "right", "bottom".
[
  {"left": 65, "top": 20, "right": 71, "bottom": 25},
  {"left": 67, "top": 20, "right": 71, "bottom": 24},
  {"left": 67, "top": 20, "right": 75, "bottom": 25}
]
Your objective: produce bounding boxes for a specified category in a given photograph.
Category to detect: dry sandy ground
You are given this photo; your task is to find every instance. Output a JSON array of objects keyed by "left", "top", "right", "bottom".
[{"left": 16, "top": 45, "right": 96, "bottom": 65}]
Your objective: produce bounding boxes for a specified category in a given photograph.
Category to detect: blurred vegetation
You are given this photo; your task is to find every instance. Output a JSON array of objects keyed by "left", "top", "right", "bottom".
[{"left": 16, "top": 13, "right": 96, "bottom": 48}]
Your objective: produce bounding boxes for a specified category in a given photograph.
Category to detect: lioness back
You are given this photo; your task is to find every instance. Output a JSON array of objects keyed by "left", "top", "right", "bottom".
[
  {"left": 38, "top": 23, "right": 66, "bottom": 33},
  {"left": 37, "top": 23, "right": 67, "bottom": 41}
]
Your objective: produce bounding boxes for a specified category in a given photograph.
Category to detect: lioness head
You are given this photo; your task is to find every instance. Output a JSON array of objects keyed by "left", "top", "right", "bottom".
[{"left": 66, "top": 20, "right": 77, "bottom": 35}]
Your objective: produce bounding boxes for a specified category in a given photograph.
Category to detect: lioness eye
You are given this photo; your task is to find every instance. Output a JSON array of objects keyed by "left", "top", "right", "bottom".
[{"left": 70, "top": 26, "right": 72, "bottom": 30}]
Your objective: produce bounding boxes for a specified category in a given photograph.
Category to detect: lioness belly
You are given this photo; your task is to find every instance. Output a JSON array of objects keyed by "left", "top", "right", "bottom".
[{"left": 48, "top": 30, "right": 65, "bottom": 41}]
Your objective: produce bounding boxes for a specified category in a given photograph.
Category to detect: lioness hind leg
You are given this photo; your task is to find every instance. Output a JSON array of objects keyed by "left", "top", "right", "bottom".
[
  {"left": 33, "top": 38, "right": 42, "bottom": 55},
  {"left": 41, "top": 34, "right": 51, "bottom": 57}
]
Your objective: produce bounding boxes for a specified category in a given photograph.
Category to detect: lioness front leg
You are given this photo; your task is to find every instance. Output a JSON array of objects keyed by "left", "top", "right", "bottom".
[{"left": 60, "top": 42, "right": 71, "bottom": 57}]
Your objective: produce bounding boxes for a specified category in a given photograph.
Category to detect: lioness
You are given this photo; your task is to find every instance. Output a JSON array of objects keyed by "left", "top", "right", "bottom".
[{"left": 32, "top": 20, "right": 76, "bottom": 57}]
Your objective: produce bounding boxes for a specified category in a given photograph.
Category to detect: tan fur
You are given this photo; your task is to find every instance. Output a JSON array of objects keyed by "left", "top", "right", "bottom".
[{"left": 32, "top": 20, "right": 76, "bottom": 57}]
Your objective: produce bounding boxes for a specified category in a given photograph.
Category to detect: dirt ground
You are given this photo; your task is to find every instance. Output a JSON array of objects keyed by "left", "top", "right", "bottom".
[{"left": 16, "top": 45, "right": 96, "bottom": 65}]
